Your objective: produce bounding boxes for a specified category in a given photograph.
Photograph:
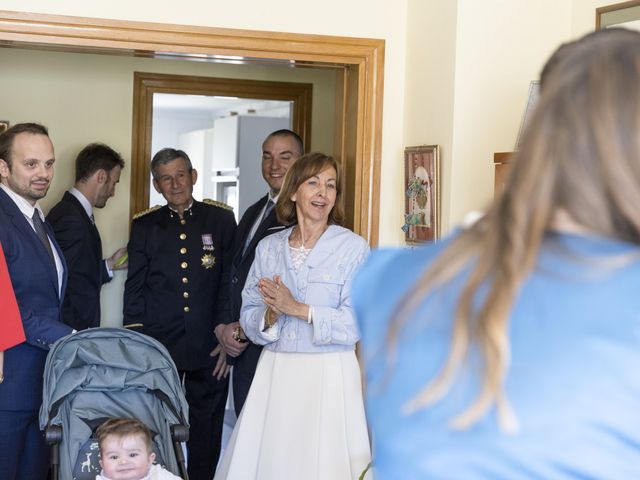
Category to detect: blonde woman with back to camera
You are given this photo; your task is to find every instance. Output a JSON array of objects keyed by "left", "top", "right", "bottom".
[
  {"left": 215, "top": 152, "right": 372, "bottom": 479},
  {"left": 354, "top": 28, "right": 640, "bottom": 479}
]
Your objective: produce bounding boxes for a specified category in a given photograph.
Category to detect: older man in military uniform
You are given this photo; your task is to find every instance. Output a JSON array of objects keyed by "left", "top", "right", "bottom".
[{"left": 123, "top": 148, "right": 236, "bottom": 480}]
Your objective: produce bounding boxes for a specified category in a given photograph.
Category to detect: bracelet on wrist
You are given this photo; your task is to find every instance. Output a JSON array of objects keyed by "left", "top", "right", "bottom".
[{"left": 263, "top": 307, "right": 277, "bottom": 331}]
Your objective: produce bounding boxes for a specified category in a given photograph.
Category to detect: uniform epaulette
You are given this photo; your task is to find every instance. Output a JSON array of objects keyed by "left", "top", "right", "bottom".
[
  {"left": 133, "top": 205, "right": 162, "bottom": 220},
  {"left": 203, "top": 199, "right": 233, "bottom": 211}
]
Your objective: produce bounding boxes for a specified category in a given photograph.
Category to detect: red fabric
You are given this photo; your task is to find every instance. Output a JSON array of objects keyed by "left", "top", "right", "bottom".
[{"left": 0, "top": 244, "right": 24, "bottom": 350}]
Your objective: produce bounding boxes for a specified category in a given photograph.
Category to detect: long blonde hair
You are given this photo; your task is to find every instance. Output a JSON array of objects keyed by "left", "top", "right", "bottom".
[{"left": 390, "top": 29, "right": 640, "bottom": 430}]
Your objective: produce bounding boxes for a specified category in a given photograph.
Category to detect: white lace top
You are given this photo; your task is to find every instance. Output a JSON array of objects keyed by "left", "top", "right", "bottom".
[{"left": 289, "top": 245, "right": 311, "bottom": 272}]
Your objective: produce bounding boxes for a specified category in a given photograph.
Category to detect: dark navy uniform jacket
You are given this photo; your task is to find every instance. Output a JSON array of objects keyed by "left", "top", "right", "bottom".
[{"left": 123, "top": 200, "right": 236, "bottom": 371}]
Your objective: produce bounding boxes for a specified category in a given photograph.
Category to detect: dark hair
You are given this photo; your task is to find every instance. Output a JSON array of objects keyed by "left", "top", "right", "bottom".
[
  {"left": 276, "top": 152, "right": 344, "bottom": 225},
  {"left": 264, "top": 129, "right": 304, "bottom": 156},
  {"left": 150, "top": 148, "right": 192, "bottom": 180},
  {"left": 0, "top": 123, "right": 49, "bottom": 168},
  {"left": 75, "top": 143, "right": 125, "bottom": 183},
  {"left": 96, "top": 418, "right": 153, "bottom": 453}
]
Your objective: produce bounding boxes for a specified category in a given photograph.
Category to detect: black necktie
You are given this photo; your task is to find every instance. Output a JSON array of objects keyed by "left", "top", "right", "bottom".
[{"left": 32, "top": 210, "right": 55, "bottom": 263}]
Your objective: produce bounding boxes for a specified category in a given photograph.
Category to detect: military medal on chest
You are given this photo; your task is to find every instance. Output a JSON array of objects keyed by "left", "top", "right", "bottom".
[{"left": 201, "top": 233, "right": 216, "bottom": 269}]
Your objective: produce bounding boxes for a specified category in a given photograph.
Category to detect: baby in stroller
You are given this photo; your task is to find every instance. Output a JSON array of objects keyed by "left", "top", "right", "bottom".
[
  {"left": 39, "top": 328, "right": 190, "bottom": 480},
  {"left": 96, "top": 418, "right": 181, "bottom": 480}
]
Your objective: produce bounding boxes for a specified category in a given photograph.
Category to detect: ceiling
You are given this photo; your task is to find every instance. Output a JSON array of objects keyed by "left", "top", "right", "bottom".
[{"left": 153, "top": 93, "right": 292, "bottom": 118}]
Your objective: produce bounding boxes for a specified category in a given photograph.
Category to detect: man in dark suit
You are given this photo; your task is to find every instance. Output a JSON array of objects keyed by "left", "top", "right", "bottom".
[
  {"left": 0, "top": 123, "right": 73, "bottom": 480},
  {"left": 123, "top": 148, "right": 236, "bottom": 480},
  {"left": 47, "top": 143, "right": 127, "bottom": 330},
  {"left": 219, "top": 129, "right": 303, "bottom": 415}
]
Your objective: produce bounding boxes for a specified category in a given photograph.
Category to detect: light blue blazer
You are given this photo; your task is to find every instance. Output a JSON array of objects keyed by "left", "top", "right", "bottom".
[{"left": 240, "top": 225, "right": 369, "bottom": 353}]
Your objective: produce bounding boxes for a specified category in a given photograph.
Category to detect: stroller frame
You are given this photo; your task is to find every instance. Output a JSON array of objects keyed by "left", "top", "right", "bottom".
[{"left": 39, "top": 328, "right": 190, "bottom": 480}]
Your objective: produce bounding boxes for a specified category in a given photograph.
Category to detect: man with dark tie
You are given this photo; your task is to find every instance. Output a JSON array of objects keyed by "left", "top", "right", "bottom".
[
  {"left": 48, "top": 143, "right": 127, "bottom": 330},
  {"left": 0, "top": 122, "right": 73, "bottom": 480},
  {"left": 123, "top": 148, "right": 236, "bottom": 480},
  {"left": 218, "top": 129, "right": 303, "bottom": 415}
]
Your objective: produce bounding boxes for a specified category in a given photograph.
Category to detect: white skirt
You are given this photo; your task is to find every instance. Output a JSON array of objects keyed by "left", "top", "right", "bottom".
[{"left": 215, "top": 349, "right": 372, "bottom": 480}]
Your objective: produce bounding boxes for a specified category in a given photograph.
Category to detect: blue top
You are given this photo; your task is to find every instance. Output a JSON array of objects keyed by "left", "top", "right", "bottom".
[
  {"left": 353, "top": 232, "right": 640, "bottom": 479},
  {"left": 240, "top": 225, "right": 369, "bottom": 353}
]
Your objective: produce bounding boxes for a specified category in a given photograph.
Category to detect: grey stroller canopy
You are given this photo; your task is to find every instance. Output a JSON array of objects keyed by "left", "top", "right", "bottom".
[{"left": 39, "top": 327, "right": 189, "bottom": 480}]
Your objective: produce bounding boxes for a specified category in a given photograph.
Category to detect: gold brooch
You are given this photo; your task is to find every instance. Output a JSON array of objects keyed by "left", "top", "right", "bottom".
[{"left": 201, "top": 254, "right": 216, "bottom": 269}]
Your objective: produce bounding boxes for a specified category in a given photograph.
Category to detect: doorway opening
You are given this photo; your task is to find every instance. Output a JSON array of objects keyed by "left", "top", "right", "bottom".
[{"left": 134, "top": 72, "right": 313, "bottom": 221}]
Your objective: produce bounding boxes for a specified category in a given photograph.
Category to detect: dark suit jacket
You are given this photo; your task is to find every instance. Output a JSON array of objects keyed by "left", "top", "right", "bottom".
[
  {"left": 0, "top": 187, "right": 72, "bottom": 412},
  {"left": 123, "top": 200, "right": 236, "bottom": 371},
  {"left": 47, "top": 191, "right": 111, "bottom": 330},
  {"left": 229, "top": 194, "right": 286, "bottom": 413},
  {"left": 230, "top": 195, "right": 286, "bottom": 323}
]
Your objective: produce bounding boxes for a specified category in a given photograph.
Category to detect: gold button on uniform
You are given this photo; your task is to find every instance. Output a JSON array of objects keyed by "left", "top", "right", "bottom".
[
  {"left": 181, "top": 262, "right": 188, "bottom": 269},
  {"left": 184, "top": 306, "right": 190, "bottom": 313},
  {"left": 182, "top": 277, "right": 188, "bottom": 284},
  {"left": 180, "top": 219, "right": 186, "bottom": 225},
  {"left": 180, "top": 233, "right": 186, "bottom": 240},
  {"left": 180, "top": 247, "right": 187, "bottom": 254},
  {"left": 183, "top": 292, "right": 189, "bottom": 299}
]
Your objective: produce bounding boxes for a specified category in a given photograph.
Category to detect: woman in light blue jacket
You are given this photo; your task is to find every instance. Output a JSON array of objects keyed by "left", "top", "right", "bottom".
[{"left": 215, "top": 153, "right": 372, "bottom": 480}]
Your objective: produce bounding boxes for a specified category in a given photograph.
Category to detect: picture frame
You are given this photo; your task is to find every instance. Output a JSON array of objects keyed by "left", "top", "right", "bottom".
[
  {"left": 403, "top": 145, "right": 440, "bottom": 244},
  {"left": 515, "top": 80, "right": 539, "bottom": 150},
  {"left": 0, "top": 121, "right": 9, "bottom": 134},
  {"left": 596, "top": 1, "right": 640, "bottom": 30}
]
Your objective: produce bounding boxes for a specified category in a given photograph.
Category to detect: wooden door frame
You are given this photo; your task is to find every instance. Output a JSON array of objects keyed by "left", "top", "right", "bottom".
[
  {"left": 0, "top": 10, "right": 384, "bottom": 245},
  {"left": 131, "top": 72, "right": 313, "bottom": 219}
]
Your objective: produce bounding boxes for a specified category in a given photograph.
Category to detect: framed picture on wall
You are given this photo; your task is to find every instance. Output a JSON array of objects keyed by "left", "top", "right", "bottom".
[
  {"left": 402, "top": 145, "right": 440, "bottom": 244},
  {"left": 597, "top": 1, "right": 640, "bottom": 30},
  {"left": 515, "top": 81, "right": 539, "bottom": 150},
  {"left": 0, "top": 121, "right": 9, "bottom": 134}
]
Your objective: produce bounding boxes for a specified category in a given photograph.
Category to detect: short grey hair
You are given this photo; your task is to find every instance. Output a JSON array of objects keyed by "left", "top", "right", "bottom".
[{"left": 150, "top": 148, "right": 193, "bottom": 180}]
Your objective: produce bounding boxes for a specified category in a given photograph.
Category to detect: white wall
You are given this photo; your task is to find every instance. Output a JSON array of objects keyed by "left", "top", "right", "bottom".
[{"left": 448, "top": 0, "right": 572, "bottom": 227}]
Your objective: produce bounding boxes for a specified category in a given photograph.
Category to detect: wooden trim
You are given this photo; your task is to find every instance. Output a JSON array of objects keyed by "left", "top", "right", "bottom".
[
  {"left": 130, "top": 72, "right": 313, "bottom": 219},
  {"left": 493, "top": 152, "right": 513, "bottom": 165},
  {"left": 0, "top": 10, "right": 384, "bottom": 245},
  {"left": 493, "top": 151, "right": 514, "bottom": 197},
  {"left": 596, "top": 0, "right": 640, "bottom": 29}
]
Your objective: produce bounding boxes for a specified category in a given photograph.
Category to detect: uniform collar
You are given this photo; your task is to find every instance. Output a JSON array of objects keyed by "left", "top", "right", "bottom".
[{"left": 168, "top": 200, "right": 195, "bottom": 219}]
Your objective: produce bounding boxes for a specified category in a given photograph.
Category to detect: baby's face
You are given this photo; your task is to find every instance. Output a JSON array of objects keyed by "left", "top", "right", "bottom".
[{"left": 99, "top": 434, "right": 155, "bottom": 480}]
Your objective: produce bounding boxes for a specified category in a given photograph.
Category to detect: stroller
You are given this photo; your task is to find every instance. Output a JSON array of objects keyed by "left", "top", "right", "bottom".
[{"left": 39, "top": 328, "right": 190, "bottom": 480}]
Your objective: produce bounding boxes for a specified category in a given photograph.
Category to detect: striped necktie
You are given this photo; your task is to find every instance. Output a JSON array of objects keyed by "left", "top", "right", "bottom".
[
  {"left": 32, "top": 210, "right": 55, "bottom": 263},
  {"left": 261, "top": 199, "right": 275, "bottom": 224}
]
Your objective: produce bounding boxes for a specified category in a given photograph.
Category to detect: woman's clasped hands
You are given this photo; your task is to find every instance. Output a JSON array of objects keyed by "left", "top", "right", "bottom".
[{"left": 259, "top": 274, "right": 305, "bottom": 328}]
